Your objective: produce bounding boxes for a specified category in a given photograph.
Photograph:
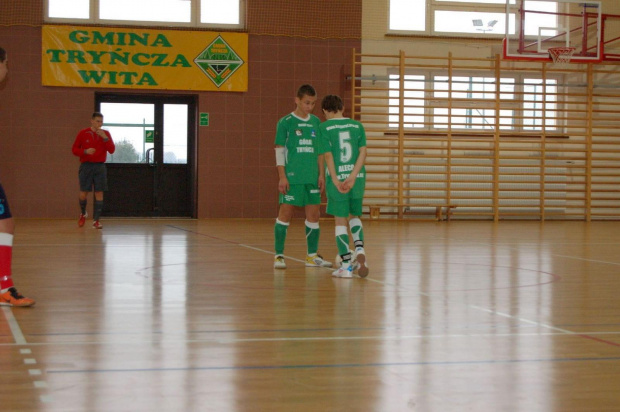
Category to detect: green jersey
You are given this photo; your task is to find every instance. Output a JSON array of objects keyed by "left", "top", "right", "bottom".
[
  {"left": 274, "top": 112, "right": 321, "bottom": 185},
  {"left": 319, "top": 117, "right": 367, "bottom": 200}
]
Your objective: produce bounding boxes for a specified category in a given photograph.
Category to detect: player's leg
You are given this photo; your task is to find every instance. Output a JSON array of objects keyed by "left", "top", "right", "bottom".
[
  {"left": 77, "top": 163, "right": 91, "bottom": 227},
  {"left": 0, "top": 184, "right": 35, "bottom": 307},
  {"left": 327, "top": 198, "right": 354, "bottom": 278},
  {"left": 92, "top": 191, "right": 104, "bottom": 229},
  {"left": 275, "top": 184, "right": 303, "bottom": 269},
  {"left": 274, "top": 202, "right": 294, "bottom": 269},
  {"left": 333, "top": 217, "right": 354, "bottom": 278},
  {"left": 78, "top": 191, "right": 88, "bottom": 227},
  {"left": 304, "top": 185, "right": 332, "bottom": 267},
  {"left": 349, "top": 198, "right": 368, "bottom": 277},
  {"left": 91, "top": 164, "right": 107, "bottom": 229}
]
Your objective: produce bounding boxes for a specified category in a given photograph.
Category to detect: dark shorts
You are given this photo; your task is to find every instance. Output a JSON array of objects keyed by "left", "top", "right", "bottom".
[
  {"left": 79, "top": 162, "right": 108, "bottom": 192},
  {"left": 0, "top": 183, "right": 12, "bottom": 220}
]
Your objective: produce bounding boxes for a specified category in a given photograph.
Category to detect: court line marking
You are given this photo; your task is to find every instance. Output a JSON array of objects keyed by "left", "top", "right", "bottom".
[
  {"left": 548, "top": 253, "right": 620, "bottom": 266},
  {"left": 467, "top": 304, "right": 620, "bottom": 348},
  {"left": 1, "top": 308, "right": 49, "bottom": 402},
  {"left": 3, "top": 330, "right": 620, "bottom": 348},
  {"left": 1, "top": 307, "right": 28, "bottom": 345},
  {"left": 46, "top": 355, "right": 620, "bottom": 374},
  {"left": 470, "top": 305, "right": 575, "bottom": 334}
]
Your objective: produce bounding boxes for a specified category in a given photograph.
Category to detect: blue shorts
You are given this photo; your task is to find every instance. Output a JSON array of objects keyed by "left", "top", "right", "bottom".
[{"left": 0, "top": 183, "right": 12, "bottom": 220}]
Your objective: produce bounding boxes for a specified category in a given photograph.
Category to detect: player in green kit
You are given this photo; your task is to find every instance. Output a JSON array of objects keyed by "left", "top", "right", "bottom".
[
  {"left": 318, "top": 95, "right": 369, "bottom": 278},
  {"left": 273, "top": 84, "right": 332, "bottom": 269}
]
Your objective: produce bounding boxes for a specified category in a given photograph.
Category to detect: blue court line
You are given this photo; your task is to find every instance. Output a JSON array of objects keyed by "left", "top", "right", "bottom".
[{"left": 47, "top": 355, "right": 620, "bottom": 374}]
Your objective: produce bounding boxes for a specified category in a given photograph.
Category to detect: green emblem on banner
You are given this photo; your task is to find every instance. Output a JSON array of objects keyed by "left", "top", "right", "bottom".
[
  {"left": 145, "top": 130, "right": 154, "bottom": 143},
  {"left": 194, "top": 36, "right": 244, "bottom": 88}
]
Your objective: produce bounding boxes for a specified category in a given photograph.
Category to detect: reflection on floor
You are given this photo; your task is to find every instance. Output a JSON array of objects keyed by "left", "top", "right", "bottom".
[{"left": 2, "top": 219, "right": 620, "bottom": 411}]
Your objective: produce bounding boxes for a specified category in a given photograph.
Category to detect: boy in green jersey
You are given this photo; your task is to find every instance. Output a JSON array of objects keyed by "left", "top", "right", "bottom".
[
  {"left": 273, "top": 84, "right": 332, "bottom": 269},
  {"left": 318, "top": 95, "right": 369, "bottom": 278}
]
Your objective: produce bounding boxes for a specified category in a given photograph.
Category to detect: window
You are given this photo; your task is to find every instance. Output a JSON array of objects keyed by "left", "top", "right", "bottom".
[
  {"left": 388, "top": 72, "right": 560, "bottom": 132},
  {"left": 389, "top": 0, "right": 555, "bottom": 37},
  {"left": 45, "top": 0, "right": 244, "bottom": 29},
  {"left": 434, "top": 11, "right": 508, "bottom": 35},
  {"left": 388, "top": 74, "right": 425, "bottom": 128},
  {"left": 433, "top": 76, "right": 516, "bottom": 130},
  {"left": 48, "top": 0, "right": 89, "bottom": 19},
  {"left": 100, "top": 0, "right": 191, "bottom": 23},
  {"left": 523, "top": 79, "right": 557, "bottom": 130},
  {"left": 389, "top": 0, "right": 426, "bottom": 32}
]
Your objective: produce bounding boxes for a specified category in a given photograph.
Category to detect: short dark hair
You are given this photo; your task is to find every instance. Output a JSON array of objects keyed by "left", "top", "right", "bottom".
[
  {"left": 92, "top": 112, "right": 104, "bottom": 119},
  {"left": 321, "top": 95, "right": 344, "bottom": 113},
  {"left": 297, "top": 84, "right": 316, "bottom": 99},
  {"left": 0, "top": 47, "right": 6, "bottom": 63}
]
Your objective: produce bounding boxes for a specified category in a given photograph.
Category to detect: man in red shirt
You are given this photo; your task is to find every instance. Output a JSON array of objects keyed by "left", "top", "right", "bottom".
[
  {"left": 72, "top": 112, "right": 116, "bottom": 229},
  {"left": 0, "top": 46, "right": 35, "bottom": 306}
]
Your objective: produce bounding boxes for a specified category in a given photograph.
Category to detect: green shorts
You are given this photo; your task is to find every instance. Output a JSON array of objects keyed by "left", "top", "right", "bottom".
[
  {"left": 327, "top": 197, "right": 363, "bottom": 218},
  {"left": 279, "top": 183, "right": 321, "bottom": 207}
]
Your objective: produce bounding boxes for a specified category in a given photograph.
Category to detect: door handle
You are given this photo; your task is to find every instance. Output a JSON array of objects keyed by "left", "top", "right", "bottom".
[{"left": 145, "top": 148, "right": 156, "bottom": 165}]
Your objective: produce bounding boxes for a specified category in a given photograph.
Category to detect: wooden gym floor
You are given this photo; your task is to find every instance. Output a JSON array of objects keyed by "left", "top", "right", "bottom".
[{"left": 1, "top": 218, "right": 620, "bottom": 411}]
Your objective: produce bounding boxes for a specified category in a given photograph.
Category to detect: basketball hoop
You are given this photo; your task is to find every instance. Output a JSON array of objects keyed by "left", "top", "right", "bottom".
[{"left": 548, "top": 47, "right": 576, "bottom": 65}]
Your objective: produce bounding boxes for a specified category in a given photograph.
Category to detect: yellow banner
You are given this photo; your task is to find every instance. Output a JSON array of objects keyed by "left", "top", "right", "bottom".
[{"left": 42, "top": 25, "right": 248, "bottom": 92}]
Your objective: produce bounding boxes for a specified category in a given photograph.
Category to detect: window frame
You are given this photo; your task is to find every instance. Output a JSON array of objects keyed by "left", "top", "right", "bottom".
[
  {"left": 44, "top": 0, "right": 246, "bottom": 30},
  {"left": 387, "top": 68, "right": 564, "bottom": 133},
  {"left": 387, "top": 0, "right": 552, "bottom": 39}
]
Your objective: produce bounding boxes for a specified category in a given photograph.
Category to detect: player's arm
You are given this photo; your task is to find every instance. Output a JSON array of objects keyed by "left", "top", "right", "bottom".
[
  {"left": 103, "top": 130, "right": 116, "bottom": 154},
  {"left": 317, "top": 154, "right": 326, "bottom": 192},
  {"left": 342, "top": 146, "right": 367, "bottom": 191},
  {"left": 324, "top": 152, "right": 347, "bottom": 193},
  {"left": 71, "top": 132, "right": 91, "bottom": 156},
  {"left": 274, "top": 119, "right": 290, "bottom": 194},
  {"left": 275, "top": 145, "right": 289, "bottom": 194},
  {"left": 324, "top": 152, "right": 338, "bottom": 185}
]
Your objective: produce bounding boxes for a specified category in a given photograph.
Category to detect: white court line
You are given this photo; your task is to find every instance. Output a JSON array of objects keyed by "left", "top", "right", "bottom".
[
  {"left": 1, "top": 306, "right": 28, "bottom": 345},
  {"left": 40, "top": 395, "right": 53, "bottom": 403},
  {"left": 548, "top": 253, "right": 620, "bottom": 266},
  {"left": 469, "top": 305, "right": 578, "bottom": 336},
  {"left": 240, "top": 244, "right": 305, "bottom": 265}
]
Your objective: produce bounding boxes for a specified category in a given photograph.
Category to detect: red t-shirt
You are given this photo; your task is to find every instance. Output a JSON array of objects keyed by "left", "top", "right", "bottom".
[{"left": 71, "top": 127, "right": 116, "bottom": 163}]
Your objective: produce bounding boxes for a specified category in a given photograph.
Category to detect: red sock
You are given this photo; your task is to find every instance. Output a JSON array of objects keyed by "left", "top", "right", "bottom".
[{"left": 0, "top": 233, "right": 14, "bottom": 291}]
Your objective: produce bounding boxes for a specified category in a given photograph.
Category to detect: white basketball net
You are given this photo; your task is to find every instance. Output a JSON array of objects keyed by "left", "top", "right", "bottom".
[{"left": 549, "top": 47, "right": 576, "bottom": 65}]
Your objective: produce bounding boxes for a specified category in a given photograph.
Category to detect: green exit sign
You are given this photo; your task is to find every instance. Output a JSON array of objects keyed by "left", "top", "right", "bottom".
[
  {"left": 200, "top": 112, "right": 209, "bottom": 126},
  {"left": 145, "top": 130, "right": 154, "bottom": 143}
]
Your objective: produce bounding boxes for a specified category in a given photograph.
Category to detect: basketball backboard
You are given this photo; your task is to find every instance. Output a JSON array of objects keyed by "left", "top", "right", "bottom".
[{"left": 504, "top": 0, "right": 602, "bottom": 62}]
